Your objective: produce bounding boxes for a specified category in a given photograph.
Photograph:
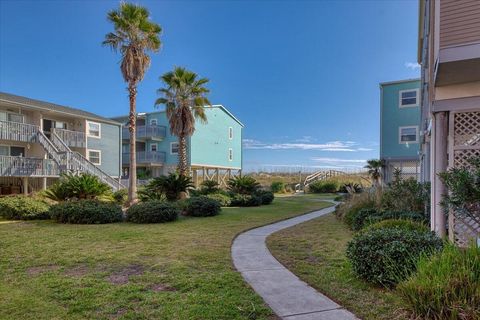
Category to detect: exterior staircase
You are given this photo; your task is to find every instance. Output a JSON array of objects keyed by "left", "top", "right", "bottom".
[
  {"left": 296, "top": 170, "right": 346, "bottom": 192},
  {"left": 37, "top": 130, "right": 123, "bottom": 190}
]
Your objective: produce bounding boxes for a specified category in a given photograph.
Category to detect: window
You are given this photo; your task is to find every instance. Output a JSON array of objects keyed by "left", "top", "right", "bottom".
[
  {"left": 228, "top": 148, "right": 233, "bottom": 161},
  {"left": 87, "top": 150, "right": 101, "bottom": 165},
  {"left": 0, "top": 145, "right": 25, "bottom": 156},
  {"left": 150, "top": 119, "right": 158, "bottom": 126},
  {"left": 54, "top": 121, "right": 67, "bottom": 129},
  {"left": 87, "top": 121, "right": 101, "bottom": 138},
  {"left": 229, "top": 127, "right": 233, "bottom": 140},
  {"left": 150, "top": 143, "right": 157, "bottom": 152},
  {"left": 0, "top": 146, "right": 9, "bottom": 156},
  {"left": 170, "top": 142, "right": 179, "bottom": 155},
  {"left": 399, "top": 89, "right": 419, "bottom": 107},
  {"left": 399, "top": 126, "right": 419, "bottom": 144},
  {"left": 0, "top": 112, "right": 23, "bottom": 123}
]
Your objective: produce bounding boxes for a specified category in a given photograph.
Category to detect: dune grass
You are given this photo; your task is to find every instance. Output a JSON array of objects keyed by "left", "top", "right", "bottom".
[{"left": 0, "top": 195, "right": 333, "bottom": 320}]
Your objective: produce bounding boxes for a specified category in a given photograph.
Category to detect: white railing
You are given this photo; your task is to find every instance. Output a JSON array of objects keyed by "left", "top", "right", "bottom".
[
  {"left": 122, "top": 151, "right": 166, "bottom": 165},
  {"left": 0, "top": 156, "right": 60, "bottom": 177},
  {"left": 0, "top": 120, "right": 38, "bottom": 142},
  {"left": 52, "top": 128, "right": 86, "bottom": 148},
  {"left": 122, "top": 125, "right": 167, "bottom": 140},
  {"left": 303, "top": 170, "right": 347, "bottom": 187},
  {"left": 37, "top": 131, "right": 63, "bottom": 165}
]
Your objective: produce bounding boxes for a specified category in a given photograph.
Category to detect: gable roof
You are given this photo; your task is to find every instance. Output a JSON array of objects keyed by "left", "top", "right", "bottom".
[{"left": 0, "top": 92, "right": 121, "bottom": 126}]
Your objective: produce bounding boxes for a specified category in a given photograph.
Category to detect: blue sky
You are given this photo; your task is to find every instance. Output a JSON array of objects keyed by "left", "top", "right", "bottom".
[{"left": 0, "top": 0, "right": 420, "bottom": 172}]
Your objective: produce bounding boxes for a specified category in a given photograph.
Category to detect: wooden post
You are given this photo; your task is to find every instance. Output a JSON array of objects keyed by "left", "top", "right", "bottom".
[
  {"left": 23, "top": 177, "right": 28, "bottom": 195},
  {"left": 42, "top": 177, "right": 47, "bottom": 190}
]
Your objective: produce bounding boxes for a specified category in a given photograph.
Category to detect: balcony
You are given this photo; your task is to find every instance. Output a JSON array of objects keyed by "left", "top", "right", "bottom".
[
  {"left": 122, "top": 125, "right": 166, "bottom": 141},
  {"left": 122, "top": 151, "right": 166, "bottom": 165},
  {"left": 0, "top": 120, "right": 38, "bottom": 142},
  {"left": 52, "top": 128, "right": 86, "bottom": 148},
  {"left": 0, "top": 156, "right": 60, "bottom": 177}
]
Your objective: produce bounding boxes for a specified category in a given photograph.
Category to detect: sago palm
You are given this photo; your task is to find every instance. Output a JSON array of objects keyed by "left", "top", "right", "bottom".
[
  {"left": 103, "top": 2, "right": 162, "bottom": 204},
  {"left": 154, "top": 67, "right": 211, "bottom": 176},
  {"left": 365, "top": 159, "right": 383, "bottom": 187}
]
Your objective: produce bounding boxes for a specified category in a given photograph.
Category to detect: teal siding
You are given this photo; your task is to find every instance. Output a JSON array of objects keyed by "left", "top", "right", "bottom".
[
  {"left": 87, "top": 122, "right": 121, "bottom": 177},
  {"left": 380, "top": 80, "right": 421, "bottom": 160},
  {"left": 145, "top": 112, "right": 179, "bottom": 165}
]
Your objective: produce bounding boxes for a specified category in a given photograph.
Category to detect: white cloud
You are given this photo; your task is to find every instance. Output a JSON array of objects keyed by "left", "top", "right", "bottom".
[
  {"left": 311, "top": 157, "right": 367, "bottom": 163},
  {"left": 294, "top": 136, "right": 314, "bottom": 143},
  {"left": 243, "top": 139, "right": 373, "bottom": 152},
  {"left": 405, "top": 62, "right": 420, "bottom": 70}
]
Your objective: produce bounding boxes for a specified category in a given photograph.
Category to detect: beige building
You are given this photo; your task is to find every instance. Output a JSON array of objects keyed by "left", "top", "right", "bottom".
[{"left": 418, "top": 0, "right": 480, "bottom": 245}]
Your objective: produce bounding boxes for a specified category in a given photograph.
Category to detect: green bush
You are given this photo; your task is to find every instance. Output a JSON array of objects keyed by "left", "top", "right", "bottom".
[
  {"left": 42, "top": 173, "right": 111, "bottom": 201},
  {"left": 185, "top": 196, "right": 221, "bottom": 217},
  {"left": 227, "top": 176, "right": 260, "bottom": 195},
  {"left": 381, "top": 177, "right": 430, "bottom": 215},
  {"left": 362, "top": 219, "right": 429, "bottom": 233},
  {"left": 338, "top": 183, "right": 362, "bottom": 194},
  {"left": 270, "top": 181, "right": 285, "bottom": 193},
  {"left": 230, "top": 194, "right": 262, "bottom": 207},
  {"left": 126, "top": 201, "right": 179, "bottom": 223},
  {"left": 143, "top": 173, "right": 194, "bottom": 201},
  {"left": 336, "top": 192, "right": 376, "bottom": 221},
  {"left": 50, "top": 200, "right": 123, "bottom": 224},
  {"left": 113, "top": 189, "right": 128, "bottom": 205},
  {"left": 256, "top": 190, "right": 274, "bottom": 205},
  {"left": 0, "top": 196, "right": 50, "bottom": 220},
  {"left": 398, "top": 244, "right": 480, "bottom": 320},
  {"left": 199, "top": 180, "right": 220, "bottom": 195},
  {"left": 308, "top": 180, "right": 338, "bottom": 193},
  {"left": 349, "top": 208, "right": 380, "bottom": 231},
  {"left": 348, "top": 208, "right": 428, "bottom": 231},
  {"left": 334, "top": 195, "right": 346, "bottom": 202},
  {"left": 346, "top": 228, "right": 443, "bottom": 286},
  {"left": 205, "top": 193, "right": 231, "bottom": 207}
]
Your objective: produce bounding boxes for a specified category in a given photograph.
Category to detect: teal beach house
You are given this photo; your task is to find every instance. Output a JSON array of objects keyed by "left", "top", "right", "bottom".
[
  {"left": 112, "top": 104, "right": 244, "bottom": 187},
  {"left": 379, "top": 79, "right": 421, "bottom": 183}
]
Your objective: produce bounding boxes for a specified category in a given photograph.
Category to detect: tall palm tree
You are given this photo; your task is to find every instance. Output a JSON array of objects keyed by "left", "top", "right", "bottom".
[
  {"left": 365, "top": 159, "right": 383, "bottom": 187},
  {"left": 103, "top": 3, "right": 162, "bottom": 204},
  {"left": 154, "top": 67, "right": 211, "bottom": 176}
]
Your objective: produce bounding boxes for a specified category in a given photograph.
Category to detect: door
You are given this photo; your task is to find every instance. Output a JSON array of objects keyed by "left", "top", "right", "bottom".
[
  {"left": 43, "top": 119, "right": 53, "bottom": 138},
  {"left": 10, "top": 146, "right": 25, "bottom": 157}
]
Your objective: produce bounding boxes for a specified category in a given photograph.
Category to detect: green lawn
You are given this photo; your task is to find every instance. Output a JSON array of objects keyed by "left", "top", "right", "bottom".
[
  {"left": 0, "top": 195, "right": 333, "bottom": 320},
  {"left": 267, "top": 213, "right": 407, "bottom": 320}
]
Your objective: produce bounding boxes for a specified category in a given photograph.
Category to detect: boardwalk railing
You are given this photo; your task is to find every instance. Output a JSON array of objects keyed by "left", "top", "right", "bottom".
[
  {"left": 0, "top": 156, "right": 60, "bottom": 177},
  {"left": 122, "top": 151, "right": 166, "bottom": 165},
  {"left": 52, "top": 128, "right": 86, "bottom": 148},
  {"left": 0, "top": 120, "right": 38, "bottom": 142}
]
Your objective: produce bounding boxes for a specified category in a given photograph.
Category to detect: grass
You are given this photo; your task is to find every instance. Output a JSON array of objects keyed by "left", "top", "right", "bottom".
[
  {"left": 266, "top": 213, "right": 407, "bottom": 320},
  {"left": 0, "top": 194, "right": 333, "bottom": 320}
]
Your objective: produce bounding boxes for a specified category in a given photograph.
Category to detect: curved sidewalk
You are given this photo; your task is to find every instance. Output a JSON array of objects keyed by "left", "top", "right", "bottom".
[{"left": 231, "top": 204, "right": 358, "bottom": 320}]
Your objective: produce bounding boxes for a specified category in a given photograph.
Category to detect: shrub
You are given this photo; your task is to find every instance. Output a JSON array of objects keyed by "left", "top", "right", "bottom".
[
  {"left": 199, "top": 180, "right": 220, "bottom": 195},
  {"left": 381, "top": 176, "right": 430, "bottom": 215},
  {"left": 336, "top": 192, "right": 376, "bottom": 224},
  {"left": 0, "top": 196, "right": 50, "bottom": 220},
  {"left": 256, "top": 190, "right": 274, "bottom": 205},
  {"left": 308, "top": 180, "right": 338, "bottom": 193},
  {"left": 349, "top": 209, "right": 427, "bottom": 231},
  {"left": 185, "top": 196, "right": 221, "bottom": 217},
  {"left": 137, "top": 185, "right": 165, "bottom": 202},
  {"left": 113, "top": 189, "right": 128, "bottom": 205},
  {"left": 230, "top": 194, "right": 262, "bottom": 207},
  {"left": 227, "top": 176, "right": 260, "bottom": 195},
  {"left": 398, "top": 244, "right": 480, "bottom": 320},
  {"left": 346, "top": 228, "right": 443, "bottom": 286},
  {"left": 270, "top": 181, "right": 285, "bottom": 193},
  {"left": 338, "top": 183, "right": 363, "bottom": 194},
  {"left": 126, "top": 201, "right": 179, "bottom": 223},
  {"left": 144, "top": 173, "right": 193, "bottom": 201},
  {"left": 42, "top": 173, "right": 111, "bottom": 201},
  {"left": 334, "top": 195, "right": 346, "bottom": 202},
  {"left": 50, "top": 200, "right": 123, "bottom": 224},
  {"left": 362, "top": 219, "right": 429, "bottom": 233},
  {"left": 205, "top": 193, "right": 231, "bottom": 207},
  {"left": 349, "top": 208, "right": 380, "bottom": 231}
]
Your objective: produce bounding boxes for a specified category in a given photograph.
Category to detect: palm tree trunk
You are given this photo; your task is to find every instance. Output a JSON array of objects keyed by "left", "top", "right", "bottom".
[
  {"left": 128, "top": 83, "right": 137, "bottom": 205},
  {"left": 178, "top": 135, "right": 188, "bottom": 176}
]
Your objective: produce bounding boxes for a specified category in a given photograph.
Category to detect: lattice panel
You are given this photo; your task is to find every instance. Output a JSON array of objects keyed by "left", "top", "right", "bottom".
[
  {"left": 454, "top": 149, "right": 480, "bottom": 168},
  {"left": 454, "top": 111, "right": 480, "bottom": 147},
  {"left": 453, "top": 214, "right": 480, "bottom": 247}
]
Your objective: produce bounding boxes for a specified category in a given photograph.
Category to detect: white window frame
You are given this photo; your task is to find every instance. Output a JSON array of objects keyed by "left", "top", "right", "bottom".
[
  {"left": 150, "top": 143, "right": 157, "bottom": 152},
  {"left": 228, "top": 148, "right": 233, "bottom": 161},
  {"left": 398, "top": 89, "right": 420, "bottom": 108},
  {"left": 86, "top": 121, "right": 101, "bottom": 138},
  {"left": 150, "top": 119, "right": 158, "bottom": 126},
  {"left": 228, "top": 127, "right": 233, "bottom": 140},
  {"left": 170, "top": 142, "right": 179, "bottom": 155},
  {"left": 87, "top": 149, "right": 102, "bottom": 165},
  {"left": 399, "top": 126, "right": 419, "bottom": 144}
]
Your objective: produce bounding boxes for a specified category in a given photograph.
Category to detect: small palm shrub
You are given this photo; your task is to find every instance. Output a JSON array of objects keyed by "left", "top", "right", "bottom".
[
  {"left": 230, "top": 194, "right": 262, "bottom": 207},
  {"left": 0, "top": 196, "right": 50, "bottom": 220},
  {"left": 113, "top": 189, "right": 128, "bottom": 205},
  {"left": 397, "top": 244, "right": 480, "bottom": 320},
  {"left": 346, "top": 228, "right": 443, "bottom": 287},
  {"left": 308, "top": 180, "right": 338, "bottom": 193},
  {"left": 141, "top": 173, "right": 193, "bottom": 201},
  {"left": 126, "top": 201, "right": 179, "bottom": 223},
  {"left": 205, "top": 193, "right": 231, "bottom": 207},
  {"left": 199, "top": 180, "right": 220, "bottom": 195},
  {"left": 227, "top": 176, "right": 260, "bottom": 195},
  {"left": 362, "top": 219, "right": 429, "bottom": 233},
  {"left": 50, "top": 200, "right": 123, "bottom": 224},
  {"left": 185, "top": 196, "right": 221, "bottom": 217},
  {"left": 43, "top": 173, "right": 111, "bottom": 201},
  {"left": 256, "top": 190, "right": 274, "bottom": 205},
  {"left": 338, "top": 183, "right": 362, "bottom": 194},
  {"left": 270, "top": 181, "right": 285, "bottom": 193}
]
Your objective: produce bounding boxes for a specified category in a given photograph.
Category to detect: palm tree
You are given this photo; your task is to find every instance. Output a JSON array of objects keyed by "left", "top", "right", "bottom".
[
  {"left": 154, "top": 67, "right": 211, "bottom": 176},
  {"left": 365, "top": 159, "right": 383, "bottom": 188},
  {"left": 103, "top": 3, "right": 162, "bottom": 204}
]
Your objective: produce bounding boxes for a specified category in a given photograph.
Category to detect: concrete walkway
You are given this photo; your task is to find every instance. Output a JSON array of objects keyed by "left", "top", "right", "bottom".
[{"left": 231, "top": 204, "right": 358, "bottom": 320}]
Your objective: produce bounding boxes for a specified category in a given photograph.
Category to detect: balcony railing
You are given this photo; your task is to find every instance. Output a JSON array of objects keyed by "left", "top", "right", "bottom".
[
  {"left": 122, "top": 151, "right": 166, "bottom": 165},
  {"left": 122, "top": 125, "right": 166, "bottom": 141},
  {"left": 0, "top": 156, "right": 60, "bottom": 177},
  {"left": 0, "top": 120, "right": 39, "bottom": 142},
  {"left": 52, "top": 128, "right": 86, "bottom": 148}
]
